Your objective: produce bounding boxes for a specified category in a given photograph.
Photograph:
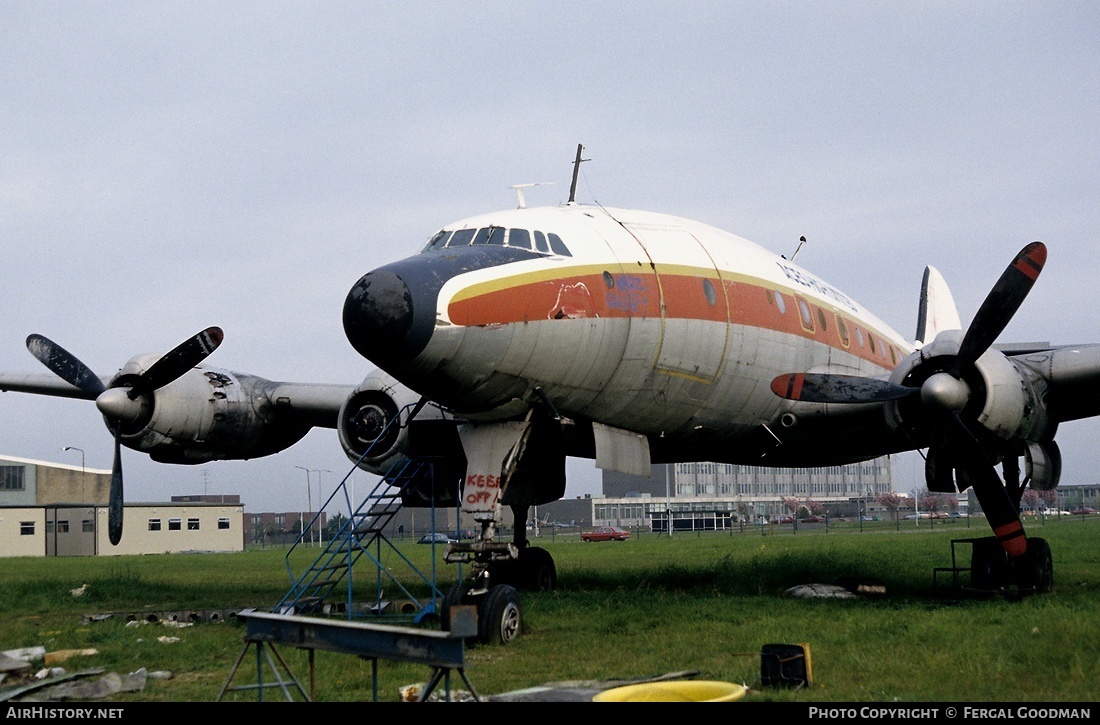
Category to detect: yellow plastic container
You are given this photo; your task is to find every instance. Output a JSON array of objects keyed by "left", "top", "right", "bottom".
[{"left": 592, "top": 680, "right": 747, "bottom": 702}]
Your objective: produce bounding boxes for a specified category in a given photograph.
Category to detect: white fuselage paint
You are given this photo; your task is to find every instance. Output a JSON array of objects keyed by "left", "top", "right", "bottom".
[{"left": 408, "top": 204, "right": 909, "bottom": 448}]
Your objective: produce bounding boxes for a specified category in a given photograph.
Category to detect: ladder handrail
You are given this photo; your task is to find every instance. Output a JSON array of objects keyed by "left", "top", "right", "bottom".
[{"left": 276, "top": 402, "right": 459, "bottom": 621}]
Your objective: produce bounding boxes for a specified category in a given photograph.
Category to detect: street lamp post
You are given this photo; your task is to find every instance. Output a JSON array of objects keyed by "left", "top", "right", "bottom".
[
  {"left": 63, "top": 446, "right": 85, "bottom": 502},
  {"left": 295, "top": 466, "right": 313, "bottom": 545},
  {"left": 314, "top": 469, "right": 331, "bottom": 544},
  {"left": 295, "top": 466, "right": 333, "bottom": 546}
]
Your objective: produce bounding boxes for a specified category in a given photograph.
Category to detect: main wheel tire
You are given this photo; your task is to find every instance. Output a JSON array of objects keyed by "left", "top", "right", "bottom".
[
  {"left": 478, "top": 584, "right": 522, "bottom": 645},
  {"left": 1017, "top": 537, "right": 1053, "bottom": 594},
  {"left": 523, "top": 546, "right": 557, "bottom": 592}
]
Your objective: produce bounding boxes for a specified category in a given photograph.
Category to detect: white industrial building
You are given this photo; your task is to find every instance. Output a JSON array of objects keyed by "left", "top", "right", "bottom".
[{"left": 0, "top": 455, "right": 243, "bottom": 557}]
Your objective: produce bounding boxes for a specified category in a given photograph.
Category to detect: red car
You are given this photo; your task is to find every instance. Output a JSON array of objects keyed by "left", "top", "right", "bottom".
[{"left": 581, "top": 526, "right": 631, "bottom": 542}]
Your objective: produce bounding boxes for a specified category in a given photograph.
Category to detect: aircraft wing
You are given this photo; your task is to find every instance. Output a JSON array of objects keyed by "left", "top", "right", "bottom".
[
  {"left": 265, "top": 381, "right": 357, "bottom": 428},
  {"left": 1014, "top": 343, "right": 1100, "bottom": 424},
  {"left": 0, "top": 373, "right": 105, "bottom": 400}
]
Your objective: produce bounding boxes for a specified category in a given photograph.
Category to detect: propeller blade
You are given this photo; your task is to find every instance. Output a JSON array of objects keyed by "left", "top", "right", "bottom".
[
  {"left": 131, "top": 327, "right": 224, "bottom": 398},
  {"left": 770, "top": 373, "right": 918, "bottom": 404},
  {"left": 25, "top": 334, "right": 106, "bottom": 396},
  {"left": 953, "top": 242, "right": 1046, "bottom": 374},
  {"left": 947, "top": 412, "right": 1026, "bottom": 557},
  {"left": 108, "top": 428, "right": 124, "bottom": 546}
]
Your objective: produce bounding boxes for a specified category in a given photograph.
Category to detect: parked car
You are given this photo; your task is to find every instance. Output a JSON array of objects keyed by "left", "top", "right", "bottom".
[
  {"left": 800, "top": 515, "right": 826, "bottom": 523},
  {"left": 580, "top": 526, "right": 631, "bottom": 542},
  {"left": 417, "top": 532, "right": 456, "bottom": 544},
  {"left": 1070, "top": 507, "right": 1099, "bottom": 515},
  {"left": 774, "top": 516, "right": 795, "bottom": 524}
]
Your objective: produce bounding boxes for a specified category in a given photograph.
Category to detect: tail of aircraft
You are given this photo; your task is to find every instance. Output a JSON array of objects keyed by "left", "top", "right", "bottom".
[{"left": 914, "top": 265, "right": 962, "bottom": 348}]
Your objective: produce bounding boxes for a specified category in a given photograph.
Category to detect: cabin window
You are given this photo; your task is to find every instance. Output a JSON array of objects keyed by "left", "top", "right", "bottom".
[
  {"left": 82, "top": 519, "right": 94, "bottom": 533},
  {"left": 816, "top": 308, "right": 828, "bottom": 331},
  {"left": 56, "top": 520, "right": 69, "bottom": 533},
  {"left": 187, "top": 518, "right": 201, "bottom": 531},
  {"left": 533, "top": 231, "right": 550, "bottom": 253},
  {"left": 702, "top": 279, "right": 717, "bottom": 306},
  {"left": 169, "top": 518, "right": 182, "bottom": 531},
  {"left": 836, "top": 315, "right": 850, "bottom": 347},
  {"left": 855, "top": 327, "right": 865, "bottom": 348},
  {"left": 796, "top": 297, "right": 814, "bottom": 331},
  {"left": 148, "top": 519, "right": 162, "bottom": 532},
  {"left": 603, "top": 271, "right": 615, "bottom": 289},
  {"left": 767, "top": 290, "right": 787, "bottom": 314},
  {"left": 218, "top": 518, "right": 231, "bottom": 530},
  {"left": 20, "top": 521, "right": 34, "bottom": 536}
]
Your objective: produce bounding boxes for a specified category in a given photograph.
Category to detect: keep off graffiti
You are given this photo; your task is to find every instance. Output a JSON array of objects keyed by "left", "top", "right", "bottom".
[{"left": 465, "top": 473, "right": 501, "bottom": 505}]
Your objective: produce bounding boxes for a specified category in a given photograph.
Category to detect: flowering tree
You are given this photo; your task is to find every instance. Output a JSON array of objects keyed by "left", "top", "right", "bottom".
[
  {"left": 804, "top": 499, "right": 826, "bottom": 516},
  {"left": 876, "top": 492, "right": 904, "bottom": 528}
]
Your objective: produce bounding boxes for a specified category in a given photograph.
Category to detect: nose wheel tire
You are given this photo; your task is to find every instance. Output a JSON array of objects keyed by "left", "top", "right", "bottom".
[
  {"left": 441, "top": 582, "right": 523, "bottom": 645},
  {"left": 479, "top": 584, "right": 522, "bottom": 645}
]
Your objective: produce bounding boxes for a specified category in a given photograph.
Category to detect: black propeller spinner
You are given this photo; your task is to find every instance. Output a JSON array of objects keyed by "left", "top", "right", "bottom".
[
  {"left": 26, "top": 327, "right": 224, "bottom": 545},
  {"left": 770, "top": 242, "right": 1047, "bottom": 557}
]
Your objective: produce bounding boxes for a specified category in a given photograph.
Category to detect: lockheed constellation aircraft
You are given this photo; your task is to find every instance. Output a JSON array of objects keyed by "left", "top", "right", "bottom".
[{"left": 4, "top": 146, "right": 1096, "bottom": 644}]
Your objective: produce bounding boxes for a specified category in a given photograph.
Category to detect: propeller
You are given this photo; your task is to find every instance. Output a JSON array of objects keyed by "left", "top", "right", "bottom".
[
  {"left": 771, "top": 242, "right": 1046, "bottom": 557},
  {"left": 26, "top": 327, "right": 224, "bottom": 545}
]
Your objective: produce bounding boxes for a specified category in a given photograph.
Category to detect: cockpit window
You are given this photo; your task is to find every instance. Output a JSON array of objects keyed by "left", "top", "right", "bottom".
[
  {"left": 424, "top": 230, "right": 451, "bottom": 251},
  {"left": 548, "top": 233, "right": 571, "bottom": 256},
  {"left": 508, "top": 228, "right": 532, "bottom": 250},
  {"left": 446, "top": 229, "right": 476, "bottom": 248},
  {"left": 422, "top": 226, "right": 571, "bottom": 256}
]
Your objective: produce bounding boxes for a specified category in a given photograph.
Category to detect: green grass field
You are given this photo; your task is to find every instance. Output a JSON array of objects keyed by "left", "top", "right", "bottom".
[{"left": 1, "top": 515, "right": 1098, "bottom": 702}]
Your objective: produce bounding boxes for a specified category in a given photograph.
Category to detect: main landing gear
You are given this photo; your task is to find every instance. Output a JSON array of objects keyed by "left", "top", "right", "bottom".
[
  {"left": 441, "top": 506, "right": 557, "bottom": 645},
  {"left": 969, "top": 536, "right": 1053, "bottom": 595}
]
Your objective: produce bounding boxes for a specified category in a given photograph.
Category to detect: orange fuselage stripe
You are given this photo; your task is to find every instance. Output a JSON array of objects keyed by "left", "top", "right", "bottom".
[{"left": 448, "top": 269, "right": 903, "bottom": 370}]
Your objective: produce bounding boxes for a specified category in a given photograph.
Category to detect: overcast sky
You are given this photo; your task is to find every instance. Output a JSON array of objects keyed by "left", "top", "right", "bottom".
[{"left": 2, "top": 2, "right": 1098, "bottom": 514}]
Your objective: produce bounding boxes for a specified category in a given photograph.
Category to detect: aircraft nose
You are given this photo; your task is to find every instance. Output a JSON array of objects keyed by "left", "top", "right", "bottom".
[
  {"left": 344, "top": 246, "right": 538, "bottom": 370},
  {"left": 343, "top": 268, "right": 430, "bottom": 367}
]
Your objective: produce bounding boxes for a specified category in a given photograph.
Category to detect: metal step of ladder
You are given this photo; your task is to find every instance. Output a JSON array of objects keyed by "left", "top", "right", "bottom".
[{"left": 274, "top": 429, "right": 455, "bottom": 621}]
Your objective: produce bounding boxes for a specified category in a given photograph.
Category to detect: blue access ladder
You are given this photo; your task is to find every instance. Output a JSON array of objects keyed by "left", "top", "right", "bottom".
[{"left": 273, "top": 406, "right": 460, "bottom": 623}]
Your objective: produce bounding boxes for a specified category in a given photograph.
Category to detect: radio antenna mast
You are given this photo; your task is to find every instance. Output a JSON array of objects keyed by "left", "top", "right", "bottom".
[
  {"left": 568, "top": 143, "right": 588, "bottom": 204},
  {"left": 511, "top": 182, "right": 553, "bottom": 209}
]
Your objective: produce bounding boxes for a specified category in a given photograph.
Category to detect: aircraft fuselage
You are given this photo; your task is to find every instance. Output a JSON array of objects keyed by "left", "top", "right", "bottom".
[{"left": 343, "top": 204, "right": 912, "bottom": 465}]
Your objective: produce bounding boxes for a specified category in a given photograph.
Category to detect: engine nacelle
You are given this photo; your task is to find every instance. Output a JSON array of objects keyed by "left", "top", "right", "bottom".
[
  {"left": 108, "top": 355, "right": 313, "bottom": 463},
  {"left": 337, "top": 368, "right": 448, "bottom": 475},
  {"left": 1024, "top": 440, "right": 1061, "bottom": 491},
  {"left": 885, "top": 330, "right": 1051, "bottom": 446}
]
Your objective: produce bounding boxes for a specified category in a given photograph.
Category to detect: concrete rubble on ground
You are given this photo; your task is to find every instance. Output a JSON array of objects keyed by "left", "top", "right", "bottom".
[{"left": 0, "top": 644, "right": 172, "bottom": 702}]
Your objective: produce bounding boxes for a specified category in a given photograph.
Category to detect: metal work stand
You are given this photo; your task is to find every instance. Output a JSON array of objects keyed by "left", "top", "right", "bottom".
[{"left": 217, "top": 607, "right": 479, "bottom": 702}]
